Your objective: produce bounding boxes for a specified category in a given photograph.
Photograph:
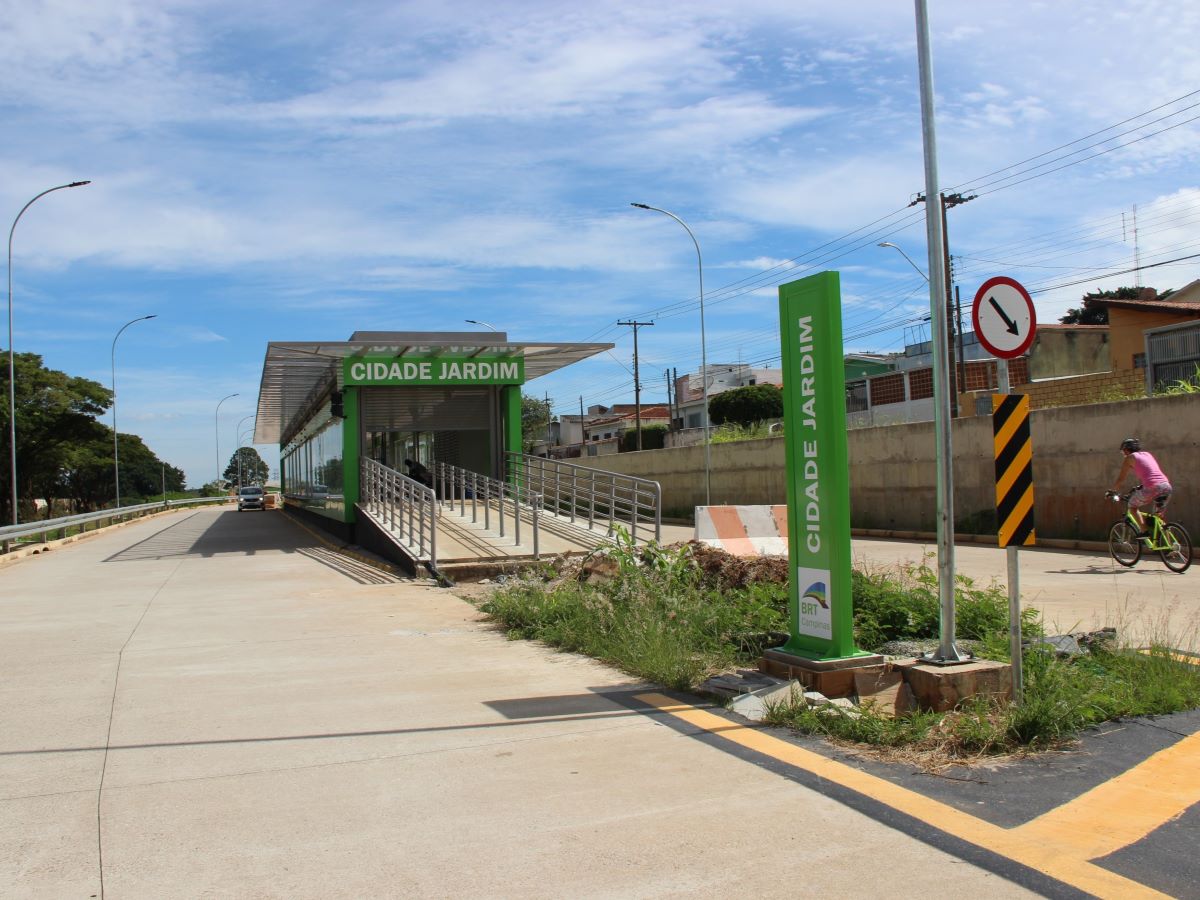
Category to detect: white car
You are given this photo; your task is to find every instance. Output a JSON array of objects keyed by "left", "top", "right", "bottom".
[{"left": 237, "top": 486, "right": 266, "bottom": 511}]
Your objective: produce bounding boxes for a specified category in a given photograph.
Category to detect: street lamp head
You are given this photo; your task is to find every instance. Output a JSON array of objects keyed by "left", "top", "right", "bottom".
[
  {"left": 877, "top": 242, "right": 896, "bottom": 248},
  {"left": 630, "top": 202, "right": 651, "bottom": 210},
  {"left": 68, "top": 181, "right": 91, "bottom": 188}
]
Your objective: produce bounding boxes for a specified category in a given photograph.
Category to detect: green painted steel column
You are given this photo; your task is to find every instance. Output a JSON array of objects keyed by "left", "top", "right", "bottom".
[
  {"left": 778, "top": 272, "right": 869, "bottom": 661},
  {"left": 341, "top": 386, "right": 360, "bottom": 522},
  {"left": 501, "top": 385, "right": 522, "bottom": 481}
]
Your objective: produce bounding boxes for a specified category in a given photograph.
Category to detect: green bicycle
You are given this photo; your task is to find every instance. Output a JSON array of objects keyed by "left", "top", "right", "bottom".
[{"left": 1106, "top": 489, "right": 1192, "bottom": 573}]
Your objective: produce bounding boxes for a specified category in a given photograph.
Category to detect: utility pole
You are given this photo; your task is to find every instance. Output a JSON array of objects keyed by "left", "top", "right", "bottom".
[
  {"left": 955, "top": 283, "right": 966, "bottom": 390},
  {"left": 617, "top": 319, "right": 654, "bottom": 450},
  {"left": 941, "top": 192, "right": 975, "bottom": 414},
  {"left": 672, "top": 368, "right": 678, "bottom": 429},
  {"left": 912, "top": 191, "right": 975, "bottom": 415},
  {"left": 544, "top": 392, "right": 552, "bottom": 452},
  {"left": 579, "top": 396, "right": 585, "bottom": 451},
  {"left": 664, "top": 370, "right": 673, "bottom": 432}
]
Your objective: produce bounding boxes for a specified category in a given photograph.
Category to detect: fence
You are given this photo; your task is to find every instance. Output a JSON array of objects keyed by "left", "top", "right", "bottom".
[
  {"left": 0, "top": 496, "right": 231, "bottom": 553},
  {"left": 435, "top": 460, "right": 543, "bottom": 558},
  {"left": 359, "top": 458, "right": 438, "bottom": 564},
  {"left": 1146, "top": 320, "right": 1200, "bottom": 391},
  {"left": 506, "top": 453, "right": 661, "bottom": 545}
]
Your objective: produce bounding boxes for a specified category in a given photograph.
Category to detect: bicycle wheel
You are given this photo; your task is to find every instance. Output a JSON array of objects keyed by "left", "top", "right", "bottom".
[
  {"left": 1159, "top": 523, "right": 1193, "bottom": 573},
  {"left": 1109, "top": 520, "right": 1141, "bottom": 567}
]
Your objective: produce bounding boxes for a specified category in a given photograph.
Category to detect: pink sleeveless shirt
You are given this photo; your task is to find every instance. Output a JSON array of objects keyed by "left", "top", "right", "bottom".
[{"left": 1130, "top": 451, "right": 1170, "bottom": 489}]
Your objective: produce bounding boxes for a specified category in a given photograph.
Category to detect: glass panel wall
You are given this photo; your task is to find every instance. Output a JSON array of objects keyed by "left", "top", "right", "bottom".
[{"left": 281, "top": 406, "right": 345, "bottom": 521}]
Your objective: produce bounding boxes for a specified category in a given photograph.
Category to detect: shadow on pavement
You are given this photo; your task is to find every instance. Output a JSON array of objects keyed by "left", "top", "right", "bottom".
[
  {"left": 0, "top": 688, "right": 659, "bottom": 758},
  {"left": 103, "top": 509, "right": 402, "bottom": 585}
]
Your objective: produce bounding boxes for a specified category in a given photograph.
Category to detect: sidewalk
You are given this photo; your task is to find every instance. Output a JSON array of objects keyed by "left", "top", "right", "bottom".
[{"left": 1, "top": 508, "right": 1033, "bottom": 898}]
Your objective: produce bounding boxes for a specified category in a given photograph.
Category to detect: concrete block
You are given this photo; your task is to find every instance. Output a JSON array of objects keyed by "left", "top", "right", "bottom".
[
  {"left": 728, "top": 692, "right": 769, "bottom": 722},
  {"left": 853, "top": 669, "right": 913, "bottom": 717},
  {"left": 728, "top": 679, "right": 805, "bottom": 722},
  {"left": 903, "top": 659, "right": 1013, "bottom": 712}
]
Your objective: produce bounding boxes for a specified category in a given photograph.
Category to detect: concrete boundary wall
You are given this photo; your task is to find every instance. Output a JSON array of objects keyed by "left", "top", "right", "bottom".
[{"left": 569, "top": 395, "right": 1200, "bottom": 541}]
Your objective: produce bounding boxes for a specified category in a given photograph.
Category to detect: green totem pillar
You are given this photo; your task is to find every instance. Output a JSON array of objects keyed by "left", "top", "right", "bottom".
[{"left": 778, "top": 272, "right": 870, "bottom": 661}]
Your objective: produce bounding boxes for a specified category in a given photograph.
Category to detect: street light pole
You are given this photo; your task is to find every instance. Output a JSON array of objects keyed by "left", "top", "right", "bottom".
[
  {"left": 914, "top": 0, "right": 965, "bottom": 663},
  {"left": 111, "top": 314, "right": 157, "bottom": 509},
  {"left": 631, "top": 202, "right": 710, "bottom": 506},
  {"left": 215, "top": 393, "right": 239, "bottom": 492},
  {"left": 6, "top": 180, "right": 90, "bottom": 525},
  {"left": 877, "top": 242, "right": 929, "bottom": 282},
  {"left": 235, "top": 414, "right": 255, "bottom": 490},
  {"left": 465, "top": 319, "right": 500, "bottom": 332}
]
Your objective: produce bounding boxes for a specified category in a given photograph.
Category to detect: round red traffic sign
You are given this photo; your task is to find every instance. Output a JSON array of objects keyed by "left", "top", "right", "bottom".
[{"left": 972, "top": 276, "right": 1037, "bottom": 360}]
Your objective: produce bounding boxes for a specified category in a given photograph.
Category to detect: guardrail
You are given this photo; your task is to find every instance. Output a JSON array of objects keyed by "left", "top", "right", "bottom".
[
  {"left": 506, "top": 453, "right": 661, "bottom": 545},
  {"left": 435, "top": 460, "right": 542, "bottom": 559},
  {"left": 0, "top": 496, "right": 232, "bottom": 552},
  {"left": 360, "top": 459, "right": 438, "bottom": 565}
]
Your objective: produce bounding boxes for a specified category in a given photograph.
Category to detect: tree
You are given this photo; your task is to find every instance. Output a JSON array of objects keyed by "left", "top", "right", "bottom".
[
  {"left": 0, "top": 351, "right": 111, "bottom": 520},
  {"left": 1059, "top": 286, "right": 1171, "bottom": 325},
  {"left": 708, "top": 384, "right": 783, "bottom": 427},
  {"left": 58, "top": 431, "right": 185, "bottom": 510},
  {"left": 521, "top": 393, "right": 552, "bottom": 451},
  {"left": 223, "top": 447, "right": 269, "bottom": 487},
  {"left": 619, "top": 424, "right": 667, "bottom": 452}
]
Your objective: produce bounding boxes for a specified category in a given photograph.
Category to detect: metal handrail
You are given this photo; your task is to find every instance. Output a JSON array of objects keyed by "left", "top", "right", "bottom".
[
  {"left": 435, "top": 460, "right": 542, "bottom": 559},
  {"left": 0, "top": 496, "right": 232, "bottom": 548},
  {"left": 359, "top": 458, "right": 438, "bottom": 565},
  {"left": 505, "top": 453, "right": 661, "bottom": 544}
]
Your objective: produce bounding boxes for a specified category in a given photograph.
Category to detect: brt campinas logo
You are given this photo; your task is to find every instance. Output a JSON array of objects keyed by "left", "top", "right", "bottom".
[
  {"left": 801, "top": 581, "right": 829, "bottom": 612},
  {"left": 795, "top": 566, "right": 833, "bottom": 640}
]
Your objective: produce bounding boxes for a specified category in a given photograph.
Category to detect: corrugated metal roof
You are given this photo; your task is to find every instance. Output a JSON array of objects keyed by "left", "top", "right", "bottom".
[{"left": 253, "top": 334, "right": 613, "bottom": 445}]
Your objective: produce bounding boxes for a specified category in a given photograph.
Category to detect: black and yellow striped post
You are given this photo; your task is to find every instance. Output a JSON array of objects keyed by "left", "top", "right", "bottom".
[{"left": 993, "top": 394, "right": 1036, "bottom": 547}]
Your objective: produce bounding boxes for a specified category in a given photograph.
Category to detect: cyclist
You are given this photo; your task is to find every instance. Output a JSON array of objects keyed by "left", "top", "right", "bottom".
[{"left": 1109, "top": 437, "right": 1173, "bottom": 536}]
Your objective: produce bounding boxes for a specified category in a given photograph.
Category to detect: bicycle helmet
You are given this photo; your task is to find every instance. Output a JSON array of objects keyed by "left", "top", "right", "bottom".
[{"left": 1120, "top": 437, "right": 1141, "bottom": 452}]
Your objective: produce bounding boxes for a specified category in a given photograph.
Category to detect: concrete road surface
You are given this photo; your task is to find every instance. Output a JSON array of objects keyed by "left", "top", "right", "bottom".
[
  {"left": 1, "top": 508, "right": 1035, "bottom": 898},
  {"left": 849, "top": 537, "right": 1199, "bottom": 650}
]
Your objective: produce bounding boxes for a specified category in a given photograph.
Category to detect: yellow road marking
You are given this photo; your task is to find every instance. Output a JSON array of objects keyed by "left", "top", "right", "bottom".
[
  {"left": 637, "top": 693, "right": 1173, "bottom": 900},
  {"left": 1014, "top": 729, "right": 1200, "bottom": 858}
]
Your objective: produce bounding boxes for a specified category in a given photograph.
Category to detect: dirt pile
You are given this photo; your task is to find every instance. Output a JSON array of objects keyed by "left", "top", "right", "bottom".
[{"left": 685, "top": 541, "right": 788, "bottom": 588}]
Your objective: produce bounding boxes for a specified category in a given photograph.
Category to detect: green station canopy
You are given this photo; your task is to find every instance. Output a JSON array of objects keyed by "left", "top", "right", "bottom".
[{"left": 253, "top": 331, "right": 613, "bottom": 445}]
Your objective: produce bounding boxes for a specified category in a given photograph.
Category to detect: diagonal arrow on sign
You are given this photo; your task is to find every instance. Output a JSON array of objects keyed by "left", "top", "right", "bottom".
[{"left": 989, "top": 295, "right": 1020, "bottom": 335}]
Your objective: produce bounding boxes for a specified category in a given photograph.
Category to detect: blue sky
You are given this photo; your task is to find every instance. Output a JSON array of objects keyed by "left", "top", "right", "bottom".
[{"left": 4, "top": 0, "right": 1199, "bottom": 487}]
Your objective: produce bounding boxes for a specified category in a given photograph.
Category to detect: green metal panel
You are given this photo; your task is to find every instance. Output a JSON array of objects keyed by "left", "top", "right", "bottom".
[
  {"left": 501, "top": 386, "right": 522, "bottom": 479},
  {"left": 341, "top": 386, "right": 360, "bottom": 523},
  {"left": 778, "top": 272, "right": 868, "bottom": 661}
]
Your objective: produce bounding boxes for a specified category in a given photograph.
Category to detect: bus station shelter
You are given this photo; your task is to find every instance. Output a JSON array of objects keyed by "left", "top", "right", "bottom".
[{"left": 252, "top": 331, "right": 612, "bottom": 544}]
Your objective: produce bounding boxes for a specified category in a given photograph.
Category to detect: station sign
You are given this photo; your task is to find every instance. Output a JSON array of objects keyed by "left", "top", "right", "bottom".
[
  {"left": 344, "top": 356, "right": 525, "bottom": 386},
  {"left": 778, "top": 271, "right": 866, "bottom": 661}
]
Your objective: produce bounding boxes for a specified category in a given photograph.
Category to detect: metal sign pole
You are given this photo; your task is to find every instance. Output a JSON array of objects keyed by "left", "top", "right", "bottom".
[{"left": 997, "top": 358, "right": 1023, "bottom": 702}]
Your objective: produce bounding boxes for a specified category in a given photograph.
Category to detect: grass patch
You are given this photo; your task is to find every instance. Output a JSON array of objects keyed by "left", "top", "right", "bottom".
[
  {"left": 479, "top": 540, "right": 1200, "bottom": 756},
  {"left": 709, "top": 421, "right": 782, "bottom": 443}
]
